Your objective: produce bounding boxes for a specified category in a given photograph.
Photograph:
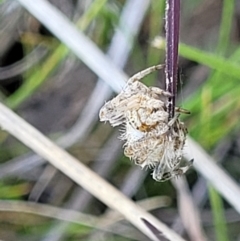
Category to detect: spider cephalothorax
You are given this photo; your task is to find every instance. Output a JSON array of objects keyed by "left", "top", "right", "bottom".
[{"left": 99, "top": 64, "right": 192, "bottom": 181}]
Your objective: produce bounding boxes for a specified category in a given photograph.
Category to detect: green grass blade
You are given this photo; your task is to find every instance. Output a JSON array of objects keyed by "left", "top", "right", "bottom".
[
  {"left": 153, "top": 38, "right": 240, "bottom": 79},
  {"left": 208, "top": 185, "right": 229, "bottom": 241},
  {"left": 216, "top": 0, "right": 235, "bottom": 54},
  {"left": 183, "top": 46, "right": 240, "bottom": 110},
  {"left": 178, "top": 43, "right": 240, "bottom": 79}
]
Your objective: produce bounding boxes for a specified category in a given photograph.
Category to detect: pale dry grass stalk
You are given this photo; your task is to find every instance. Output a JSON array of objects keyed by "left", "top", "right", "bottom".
[
  {"left": 0, "top": 196, "right": 169, "bottom": 227},
  {"left": 172, "top": 177, "right": 207, "bottom": 241},
  {"left": 0, "top": 197, "right": 167, "bottom": 240},
  {"left": 184, "top": 138, "right": 240, "bottom": 214}
]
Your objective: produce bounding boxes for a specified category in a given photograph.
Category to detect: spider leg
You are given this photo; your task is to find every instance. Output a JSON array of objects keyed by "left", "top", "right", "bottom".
[
  {"left": 172, "top": 159, "right": 193, "bottom": 178},
  {"left": 152, "top": 159, "right": 167, "bottom": 181},
  {"left": 127, "top": 64, "right": 164, "bottom": 84},
  {"left": 168, "top": 113, "right": 180, "bottom": 127},
  {"left": 152, "top": 139, "right": 172, "bottom": 181},
  {"left": 154, "top": 159, "right": 193, "bottom": 182},
  {"left": 149, "top": 87, "right": 172, "bottom": 97},
  {"left": 175, "top": 107, "right": 191, "bottom": 114},
  {"left": 153, "top": 162, "right": 175, "bottom": 182}
]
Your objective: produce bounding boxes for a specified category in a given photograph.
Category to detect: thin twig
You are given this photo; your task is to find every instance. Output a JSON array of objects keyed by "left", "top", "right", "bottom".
[{"left": 164, "top": 0, "right": 180, "bottom": 119}]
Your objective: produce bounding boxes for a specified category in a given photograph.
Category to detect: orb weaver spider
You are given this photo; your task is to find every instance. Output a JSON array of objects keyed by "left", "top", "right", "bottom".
[{"left": 99, "top": 65, "right": 192, "bottom": 181}]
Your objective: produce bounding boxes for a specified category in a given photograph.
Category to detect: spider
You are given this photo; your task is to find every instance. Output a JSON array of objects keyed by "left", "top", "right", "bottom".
[{"left": 99, "top": 64, "right": 192, "bottom": 181}]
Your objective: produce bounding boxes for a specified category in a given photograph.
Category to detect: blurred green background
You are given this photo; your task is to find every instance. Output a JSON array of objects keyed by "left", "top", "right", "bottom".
[{"left": 0, "top": 0, "right": 240, "bottom": 240}]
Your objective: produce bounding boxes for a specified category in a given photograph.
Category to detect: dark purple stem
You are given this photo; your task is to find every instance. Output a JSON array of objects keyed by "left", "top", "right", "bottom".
[{"left": 165, "top": 0, "right": 180, "bottom": 119}]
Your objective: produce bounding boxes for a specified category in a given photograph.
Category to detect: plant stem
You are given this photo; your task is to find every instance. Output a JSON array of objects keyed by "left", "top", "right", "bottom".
[{"left": 165, "top": 0, "right": 180, "bottom": 119}]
